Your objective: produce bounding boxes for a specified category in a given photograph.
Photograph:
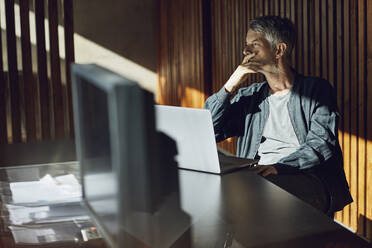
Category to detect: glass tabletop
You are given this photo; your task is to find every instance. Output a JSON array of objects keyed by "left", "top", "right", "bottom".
[{"left": 0, "top": 162, "right": 107, "bottom": 248}]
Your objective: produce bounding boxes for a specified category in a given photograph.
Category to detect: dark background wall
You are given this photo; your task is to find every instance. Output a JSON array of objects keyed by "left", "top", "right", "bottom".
[
  {"left": 73, "top": 0, "right": 158, "bottom": 94},
  {"left": 74, "top": 0, "right": 157, "bottom": 72}
]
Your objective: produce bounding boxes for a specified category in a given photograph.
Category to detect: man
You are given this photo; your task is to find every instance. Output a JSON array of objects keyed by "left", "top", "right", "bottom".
[{"left": 204, "top": 16, "right": 352, "bottom": 217}]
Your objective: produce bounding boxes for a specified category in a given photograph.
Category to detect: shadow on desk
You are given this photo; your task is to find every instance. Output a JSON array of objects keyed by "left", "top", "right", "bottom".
[
  {"left": 0, "top": 140, "right": 76, "bottom": 167},
  {"left": 357, "top": 215, "right": 372, "bottom": 244},
  {"left": 244, "top": 229, "right": 370, "bottom": 248}
]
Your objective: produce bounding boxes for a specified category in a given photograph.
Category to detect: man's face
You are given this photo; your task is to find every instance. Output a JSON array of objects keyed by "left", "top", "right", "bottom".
[{"left": 242, "top": 29, "right": 277, "bottom": 71}]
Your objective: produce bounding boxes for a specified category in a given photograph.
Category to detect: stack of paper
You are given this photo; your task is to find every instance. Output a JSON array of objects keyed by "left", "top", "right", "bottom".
[
  {"left": 9, "top": 174, "right": 82, "bottom": 205},
  {"left": 6, "top": 203, "right": 89, "bottom": 225},
  {"left": 5, "top": 174, "right": 92, "bottom": 245},
  {"left": 8, "top": 220, "right": 94, "bottom": 245}
]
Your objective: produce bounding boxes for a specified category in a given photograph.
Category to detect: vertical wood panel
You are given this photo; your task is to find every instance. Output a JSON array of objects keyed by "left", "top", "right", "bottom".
[
  {"left": 290, "top": 0, "right": 296, "bottom": 67},
  {"left": 5, "top": 0, "right": 22, "bottom": 143},
  {"left": 202, "top": 0, "right": 212, "bottom": 99},
  {"left": 48, "top": 0, "right": 64, "bottom": 139},
  {"left": 171, "top": 0, "right": 179, "bottom": 106},
  {"left": 280, "top": 0, "right": 285, "bottom": 16},
  {"left": 296, "top": 0, "right": 303, "bottom": 74},
  {"left": 210, "top": 0, "right": 218, "bottom": 93},
  {"left": 64, "top": 0, "right": 75, "bottom": 138},
  {"left": 366, "top": 0, "right": 372, "bottom": 240},
  {"left": 179, "top": 0, "right": 186, "bottom": 105},
  {"left": 0, "top": 5, "right": 7, "bottom": 144},
  {"left": 264, "top": 0, "right": 269, "bottom": 15},
  {"left": 314, "top": 0, "right": 321, "bottom": 77},
  {"left": 343, "top": 0, "right": 351, "bottom": 227},
  {"left": 274, "top": 0, "right": 279, "bottom": 15},
  {"left": 357, "top": 0, "right": 366, "bottom": 237},
  {"left": 309, "top": 0, "right": 315, "bottom": 76},
  {"left": 35, "top": 0, "right": 51, "bottom": 140},
  {"left": 350, "top": 0, "right": 358, "bottom": 231},
  {"left": 198, "top": 0, "right": 206, "bottom": 105},
  {"left": 158, "top": 0, "right": 169, "bottom": 105},
  {"left": 248, "top": 0, "right": 254, "bottom": 84},
  {"left": 327, "top": 0, "right": 335, "bottom": 87},
  {"left": 321, "top": 0, "right": 328, "bottom": 79},
  {"left": 303, "top": 0, "right": 309, "bottom": 75},
  {"left": 285, "top": 0, "right": 291, "bottom": 19},
  {"left": 20, "top": 0, "right": 37, "bottom": 142},
  {"left": 269, "top": 0, "right": 274, "bottom": 15},
  {"left": 226, "top": 1, "right": 232, "bottom": 82},
  {"left": 335, "top": 0, "right": 344, "bottom": 222}
]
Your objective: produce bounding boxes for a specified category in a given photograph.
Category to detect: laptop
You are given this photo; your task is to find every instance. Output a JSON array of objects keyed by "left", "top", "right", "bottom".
[{"left": 155, "top": 105, "right": 258, "bottom": 174}]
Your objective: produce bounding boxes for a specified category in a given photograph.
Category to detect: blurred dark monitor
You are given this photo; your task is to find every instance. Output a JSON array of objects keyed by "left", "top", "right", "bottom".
[{"left": 71, "top": 64, "right": 161, "bottom": 248}]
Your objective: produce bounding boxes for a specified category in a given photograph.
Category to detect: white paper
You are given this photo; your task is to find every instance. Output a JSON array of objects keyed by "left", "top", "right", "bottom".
[
  {"left": 9, "top": 174, "right": 82, "bottom": 205},
  {"left": 6, "top": 204, "right": 90, "bottom": 225},
  {"left": 7, "top": 205, "right": 50, "bottom": 224}
]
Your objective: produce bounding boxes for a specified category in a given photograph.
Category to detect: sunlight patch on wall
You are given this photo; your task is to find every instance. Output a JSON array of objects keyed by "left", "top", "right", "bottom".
[
  {"left": 179, "top": 86, "right": 206, "bottom": 108},
  {"left": 74, "top": 34, "right": 157, "bottom": 95}
]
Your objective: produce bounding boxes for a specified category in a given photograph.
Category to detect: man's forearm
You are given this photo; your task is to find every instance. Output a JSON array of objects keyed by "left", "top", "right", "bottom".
[
  {"left": 224, "top": 53, "right": 258, "bottom": 93},
  {"left": 224, "top": 66, "right": 251, "bottom": 93}
]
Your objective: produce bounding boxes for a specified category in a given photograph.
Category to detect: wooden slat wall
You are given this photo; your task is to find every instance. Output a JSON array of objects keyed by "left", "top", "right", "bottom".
[
  {"left": 359, "top": 1, "right": 372, "bottom": 238},
  {"left": 357, "top": 0, "right": 367, "bottom": 236},
  {"left": 158, "top": 0, "right": 207, "bottom": 108},
  {"left": 64, "top": 0, "right": 75, "bottom": 137},
  {"left": 158, "top": 0, "right": 372, "bottom": 240},
  {"left": 20, "top": 0, "right": 37, "bottom": 142},
  {"left": 0, "top": 0, "right": 75, "bottom": 143},
  {"left": 35, "top": 0, "right": 51, "bottom": 140},
  {"left": 48, "top": 0, "right": 64, "bottom": 139},
  {"left": 0, "top": 2, "right": 7, "bottom": 143},
  {"left": 5, "top": 0, "right": 22, "bottom": 143}
]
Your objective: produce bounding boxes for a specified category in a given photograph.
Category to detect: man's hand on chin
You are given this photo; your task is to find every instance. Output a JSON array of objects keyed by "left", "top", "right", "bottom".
[
  {"left": 249, "top": 165, "right": 278, "bottom": 177},
  {"left": 224, "top": 54, "right": 259, "bottom": 93},
  {"left": 241, "top": 53, "right": 262, "bottom": 72},
  {"left": 241, "top": 61, "right": 262, "bottom": 72}
]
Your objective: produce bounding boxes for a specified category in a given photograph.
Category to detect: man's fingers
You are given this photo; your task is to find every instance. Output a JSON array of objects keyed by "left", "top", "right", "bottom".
[
  {"left": 241, "top": 60, "right": 262, "bottom": 73},
  {"left": 262, "top": 168, "right": 273, "bottom": 177},
  {"left": 242, "top": 60, "right": 261, "bottom": 67},
  {"left": 262, "top": 167, "right": 278, "bottom": 177},
  {"left": 241, "top": 53, "right": 256, "bottom": 64},
  {"left": 249, "top": 165, "right": 278, "bottom": 177},
  {"left": 249, "top": 166, "right": 265, "bottom": 174}
]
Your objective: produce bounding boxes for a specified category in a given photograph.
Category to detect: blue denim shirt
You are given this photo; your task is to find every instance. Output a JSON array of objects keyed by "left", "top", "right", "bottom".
[
  {"left": 204, "top": 72, "right": 352, "bottom": 211},
  {"left": 205, "top": 73, "right": 340, "bottom": 168}
]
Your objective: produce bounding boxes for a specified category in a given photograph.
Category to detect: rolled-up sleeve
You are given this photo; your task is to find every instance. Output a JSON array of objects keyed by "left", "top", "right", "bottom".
[{"left": 204, "top": 87, "right": 246, "bottom": 142}]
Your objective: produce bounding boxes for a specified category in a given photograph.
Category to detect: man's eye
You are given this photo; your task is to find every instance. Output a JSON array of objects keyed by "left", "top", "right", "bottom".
[{"left": 253, "top": 43, "right": 259, "bottom": 46}]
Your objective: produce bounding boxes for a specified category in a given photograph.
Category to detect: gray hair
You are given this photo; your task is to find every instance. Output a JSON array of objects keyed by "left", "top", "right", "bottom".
[{"left": 249, "top": 16, "right": 295, "bottom": 59}]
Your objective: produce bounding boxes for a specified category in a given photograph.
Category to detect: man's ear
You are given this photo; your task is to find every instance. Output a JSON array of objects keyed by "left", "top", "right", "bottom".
[{"left": 275, "top": 43, "right": 287, "bottom": 59}]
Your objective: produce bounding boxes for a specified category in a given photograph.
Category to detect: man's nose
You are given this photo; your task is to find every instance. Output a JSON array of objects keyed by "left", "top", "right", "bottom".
[{"left": 243, "top": 46, "right": 252, "bottom": 56}]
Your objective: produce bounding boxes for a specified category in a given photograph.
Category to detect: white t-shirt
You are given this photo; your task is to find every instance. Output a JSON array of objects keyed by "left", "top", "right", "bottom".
[{"left": 257, "top": 90, "right": 300, "bottom": 165}]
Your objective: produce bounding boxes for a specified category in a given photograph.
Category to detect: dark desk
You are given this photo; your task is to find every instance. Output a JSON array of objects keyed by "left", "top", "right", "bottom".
[
  {"left": 0, "top": 163, "right": 369, "bottom": 248},
  {"left": 178, "top": 169, "right": 369, "bottom": 247}
]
